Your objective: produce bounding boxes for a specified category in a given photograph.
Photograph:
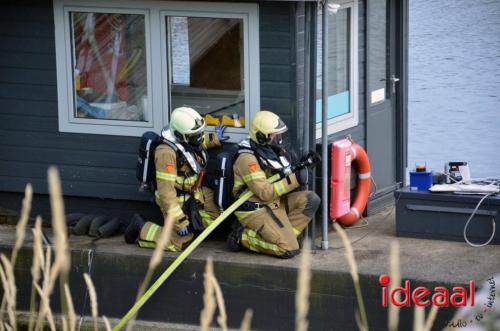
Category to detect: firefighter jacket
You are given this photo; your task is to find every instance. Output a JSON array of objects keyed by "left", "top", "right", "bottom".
[
  {"left": 154, "top": 132, "right": 220, "bottom": 230},
  {"left": 232, "top": 152, "right": 300, "bottom": 221}
]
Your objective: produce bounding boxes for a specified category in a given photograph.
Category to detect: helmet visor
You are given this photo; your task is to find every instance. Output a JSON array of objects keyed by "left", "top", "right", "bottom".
[
  {"left": 187, "top": 131, "right": 204, "bottom": 146},
  {"left": 269, "top": 133, "right": 284, "bottom": 146}
]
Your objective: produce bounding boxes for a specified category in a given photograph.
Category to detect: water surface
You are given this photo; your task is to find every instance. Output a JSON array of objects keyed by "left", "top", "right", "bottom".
[{"left": 409, "top": 0, "right": 500, "bottom": 178}]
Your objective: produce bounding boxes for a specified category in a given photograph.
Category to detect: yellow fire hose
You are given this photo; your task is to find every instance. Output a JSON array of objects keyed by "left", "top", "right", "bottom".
[{"left": 112, "top": 173, "right": 282, "bottom": 331}]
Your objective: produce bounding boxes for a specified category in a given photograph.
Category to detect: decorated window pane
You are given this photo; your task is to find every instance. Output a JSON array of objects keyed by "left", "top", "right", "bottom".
[{"left": 71, "top": 12, "right": 148, "bottom": 121}]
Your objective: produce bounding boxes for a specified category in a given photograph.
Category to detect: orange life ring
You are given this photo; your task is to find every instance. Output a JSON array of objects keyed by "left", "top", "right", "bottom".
[{"left": 337, "top": 143, "right": 371, "bottom": 226}]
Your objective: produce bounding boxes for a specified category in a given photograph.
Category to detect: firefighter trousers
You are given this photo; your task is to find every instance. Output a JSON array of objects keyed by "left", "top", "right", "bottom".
[
  {"left": 239, "top": 191, "right": 320, "bottom": 257},
  {"left": 138, "top": 187, "right": 221, "bottom": 251}
]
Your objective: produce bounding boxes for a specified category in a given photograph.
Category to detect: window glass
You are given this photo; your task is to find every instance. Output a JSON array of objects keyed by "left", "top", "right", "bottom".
[
  {"left": 168, "top": 17, "right": 245, "bottom": 128},
  {"left": 368, "top": 0, "right": 389, "bottom": 104},
  {"left": 316, "top": 8, "right": 351, "bottom": 122},
  {"left": 71, "top": 12, "right": 148, "bottom": 121}
]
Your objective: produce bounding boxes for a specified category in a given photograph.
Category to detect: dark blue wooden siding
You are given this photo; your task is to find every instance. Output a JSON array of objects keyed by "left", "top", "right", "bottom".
[{"left": 0, "top": 1, "right": 301, "bottom": 201}]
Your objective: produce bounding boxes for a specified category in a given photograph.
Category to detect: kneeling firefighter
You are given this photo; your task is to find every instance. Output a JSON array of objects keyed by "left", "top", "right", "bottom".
[
  {"left": 227, "top": 111, "right": 321, "bottom": 258},
  {"left": 126, "top": 107, "right": 228, "bottom": 251}
]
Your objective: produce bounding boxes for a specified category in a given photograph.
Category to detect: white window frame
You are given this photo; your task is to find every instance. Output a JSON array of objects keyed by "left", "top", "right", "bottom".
[
  {"left": 316, "top": 0, "right": 359, "bottom": 138},
  {"left": 53, "top": 0, "right": 260, "bottom": 140}
]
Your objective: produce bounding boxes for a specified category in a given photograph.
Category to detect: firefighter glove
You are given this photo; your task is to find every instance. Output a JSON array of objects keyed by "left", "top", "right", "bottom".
[
  {"left": 296, "top": 168, "right": 309, "bottom": 185},
  {"left": 177, "top": 226, "right": 189, "bottom": 236},
  {"left": 300, "top": 150, "right": 321, "bottom": 169},
  {"left": 215, "top": 124, "right": 230, "bottom": 142}
]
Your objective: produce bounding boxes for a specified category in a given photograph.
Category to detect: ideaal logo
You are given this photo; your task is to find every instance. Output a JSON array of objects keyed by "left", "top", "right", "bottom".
[
  {"left": 379, "top": 274, "right": 497, "bottom": 328},
  {"left": 378, "top": 274, "right": 475, "bottom": 307}
]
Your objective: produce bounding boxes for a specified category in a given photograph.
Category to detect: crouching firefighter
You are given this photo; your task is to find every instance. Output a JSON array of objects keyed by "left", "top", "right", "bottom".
[
  {"left": 227, "top": 111, "right": 321, "bottom": 258},
  {"left": 126, "top": 107, "right": 228, "bottom": 251}
]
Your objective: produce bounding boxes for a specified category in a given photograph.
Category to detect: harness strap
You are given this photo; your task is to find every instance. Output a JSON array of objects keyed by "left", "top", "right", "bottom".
[{"left": 264, "top": 205, "right": 284, "bottom": 228}]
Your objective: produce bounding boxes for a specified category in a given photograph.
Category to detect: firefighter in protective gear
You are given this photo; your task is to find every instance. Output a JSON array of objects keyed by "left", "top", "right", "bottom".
[
  {"left": 227, "top": 110, "right": 320, "bottom": 258},
  {"left": 126, "top": 107, "right": 228, "bottom": 251}
]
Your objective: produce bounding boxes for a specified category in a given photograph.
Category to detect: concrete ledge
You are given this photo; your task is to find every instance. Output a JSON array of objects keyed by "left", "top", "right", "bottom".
[{"left": 3, "top": 209, "right": 499, "bottom": 330}]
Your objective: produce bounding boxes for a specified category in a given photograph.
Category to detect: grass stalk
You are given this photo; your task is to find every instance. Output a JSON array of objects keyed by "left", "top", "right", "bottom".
[
  {"left": 239, "top": 309, "right": 253, "bottom": 331},
  {"left": 10, "top": 184, "right": 33, "bottom": 266},
  {"left": 28, "top": 217, "right": 44, "bottom": 331},
  {"left": 333, "top": 223, "right": 369, "bottom": 331},
  {"left": 33, "top": 283, "right": 56, "bottom": 331},
  {"left": 212, "top": 275, "right": 228, "bottom": 331},
  {"left": 64, "top": 284, "right": 76, "bottom": 331},
  {"left": 423, "top": 305, "right": 439, "bottom": 331},
  {"left": 83, "top": 273, "right": 99, "bottom": 331},
  {"left": 125, "top": 215, "right": 175, "bottom": 331},
  {"left": 0, "top": 184, "right": 33, "bottom": 325},
  {"left": 1, "top": 255, "right": 17, "bottom": 331},
  {"left": 200, "top": 257, "right": 216, "bottom": 331},
  {"left": 34, "top": 246, "right": 52, "bottom": 331},
  {"left": 295, "top": 239, "right": 311, "bottom": 331},
  {"left": 103, "top": 316, "right": 112, "bottom": 331},
  {"left": 388, "top": 240, "right": 400, "bottom": 331},
  {"left": 413, "top": 305, "right": 424, "bottom": 331},
  {"left": 47, "top": 167, "right": 70, "bottom": 319}
]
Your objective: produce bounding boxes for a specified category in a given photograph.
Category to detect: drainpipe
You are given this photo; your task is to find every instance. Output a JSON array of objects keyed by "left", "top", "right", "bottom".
[{"left": 321, "top": 0, "right": 329, "bottom": 250}]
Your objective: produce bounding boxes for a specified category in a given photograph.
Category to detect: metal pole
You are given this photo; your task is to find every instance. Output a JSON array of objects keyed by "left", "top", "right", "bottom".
[
  {"left": 321, "top": 0, "right": 329, "bottom": 250},
  {"left": 303, "top": 3, "right": 312, "bottom": 239},
  {"left": 309, "top": 3, "right": 319, "bottom": 245}
]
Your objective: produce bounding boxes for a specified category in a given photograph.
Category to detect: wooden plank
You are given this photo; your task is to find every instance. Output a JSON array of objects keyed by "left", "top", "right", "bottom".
[
  {"left": 0, "top": 4, "right": 53, "bottom": 23},
  {"left": 0, "top": 83, "right": 57, "bottom": 101},
  {"left": 0, "top": 114, "right": 57, "bottom": 132},
  {"left": 0, "top": 99, "right": 58, "bottom": 117},
  {"left": 260, "top": 49, "right": 290, "bottom": 65},
  {"left": 0, "top": 21, "right": 54, "bottom": 38},
  {"left": 0, "top": 52, "right": 56, "bottom": 70},
  {"left": 261, "top": 81, "right": 291, "bottom": 99},
  {"left": 0, "top": 130, "right": 139, "bottom": 154},
  {"left": 0, "top": 67, "right": 57, "bottom": 86},
  {"left": 0, "top": 160, "right": 137, "bottom": 186},
  {"left": 260, "top": 65, "right": 291, "bottom": 82},
  {"left": 0, "top": 36, "right": 55, "bottom": 55},
  {"left": 0, "top": 176, "right": 143, "bottom": 201},
  {"left": 260, "top": 32, "right": 291, "bottom": 49},
  {"left": 260, "top": 4, "right": 291, "bottom": 33},
  {"left": 0, "top": 145, "right": 136, "bottom": 170}
]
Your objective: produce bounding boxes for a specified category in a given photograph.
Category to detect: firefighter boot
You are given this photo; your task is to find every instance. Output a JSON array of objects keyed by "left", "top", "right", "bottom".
[{"left": 125, "top": 213, "right": 146, "bottom": 244}]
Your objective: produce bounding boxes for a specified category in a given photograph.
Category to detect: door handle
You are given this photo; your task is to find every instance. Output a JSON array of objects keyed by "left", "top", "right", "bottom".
[{"left": 390, "top": 75, "right": 400, "bottom": 93}]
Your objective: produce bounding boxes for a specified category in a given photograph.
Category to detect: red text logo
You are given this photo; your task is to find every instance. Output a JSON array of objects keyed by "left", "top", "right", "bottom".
[{"left": 379, "top": 274, "right": 475, "bottom": 307}]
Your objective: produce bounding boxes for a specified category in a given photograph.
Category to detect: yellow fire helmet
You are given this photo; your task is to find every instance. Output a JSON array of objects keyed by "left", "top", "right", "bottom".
[
  {"left": 249, "top": 110, "right": 288, "bottom": 145},
  {"left": 169, "top": 107, "right": 206, "bottom": 146}
]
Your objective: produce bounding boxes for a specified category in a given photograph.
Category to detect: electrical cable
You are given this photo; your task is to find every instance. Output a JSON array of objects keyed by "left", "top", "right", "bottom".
[
  {"left": 463, "top": 193, "right": 496, "bottom": 248},
  {"left": 77, "top": 237, "right": 99, "bottom": 331}
]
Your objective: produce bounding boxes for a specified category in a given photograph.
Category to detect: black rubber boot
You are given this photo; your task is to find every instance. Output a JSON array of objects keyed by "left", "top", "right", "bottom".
[
  {"left": 124, "top": 214, "right": 145, "bottom": 244},
  {"left": 297, "top": 231, "right": 305, "bottom": 248},
  {"left": 279, "top": 249, "right": 300, "bottom": 259},
  {"left": 226, "top": 222, "right": 244, "bottom": 252},
  {"left": 72, "top": 214, "right": 95, "bottom": 236},
  {"left": 88, "top": 215, "right": 110, "bottom": 237}
]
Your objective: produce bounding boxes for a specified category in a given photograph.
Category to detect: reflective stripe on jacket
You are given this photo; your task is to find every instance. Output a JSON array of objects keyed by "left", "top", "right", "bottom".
[
  {"left": 155, "top": 132, "right": 220, "bottom": 229},
  {"left": 232, "top": 153, "right": 299, "bottom": 220}
]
